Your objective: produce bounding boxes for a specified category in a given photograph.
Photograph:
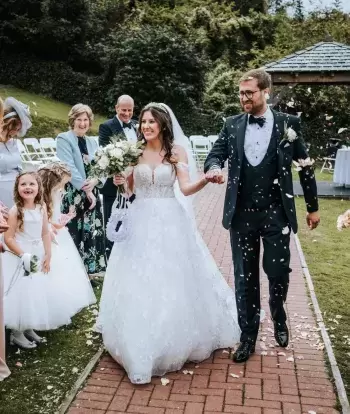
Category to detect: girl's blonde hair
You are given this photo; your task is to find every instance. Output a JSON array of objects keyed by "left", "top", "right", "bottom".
[
  {"left": 14, "top": 172, "right": 44, "bottom": 231},
  {"left": 38, "top": 162, "right": 71, "bottom": 220}
]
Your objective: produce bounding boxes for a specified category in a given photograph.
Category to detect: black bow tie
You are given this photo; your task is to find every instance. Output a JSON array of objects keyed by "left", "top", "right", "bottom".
[
  {"left": 249, "top": 116, "right": 266, "bottom": 128},
  {"left": 123, "top": 122, "right": 132, "bottom": 129}
]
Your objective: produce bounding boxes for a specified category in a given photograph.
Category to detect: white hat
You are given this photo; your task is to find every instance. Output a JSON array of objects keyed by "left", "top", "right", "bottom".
[{"left": 3, "top": 97, "right": 32, "bottom": 138}]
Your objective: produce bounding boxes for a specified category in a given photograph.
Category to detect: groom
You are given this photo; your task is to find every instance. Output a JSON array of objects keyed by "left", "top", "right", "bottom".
[
  {"left": 204, "top": 69, "right": 320, "bottom": 363},
  {"left": 99, "top": 94, "right": 138, "bottom": 258}
]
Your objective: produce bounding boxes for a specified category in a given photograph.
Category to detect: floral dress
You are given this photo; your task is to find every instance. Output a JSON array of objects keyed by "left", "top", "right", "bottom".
[{"left": 62, "top": 136, "right": 107, "bottom": 275}]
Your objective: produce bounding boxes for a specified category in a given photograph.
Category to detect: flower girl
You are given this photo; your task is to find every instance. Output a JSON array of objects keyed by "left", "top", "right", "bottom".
[
  {"left": 2, "top": 172, "right": 72, "bottom": 349},
  {"left": 38, "top": 162, "right": 96, "bottom": 315}
]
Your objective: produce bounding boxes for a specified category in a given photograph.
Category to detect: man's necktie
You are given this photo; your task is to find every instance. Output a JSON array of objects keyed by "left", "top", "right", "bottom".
[{"left": 249, "top": 116, "right": 266, "bottom": 128}]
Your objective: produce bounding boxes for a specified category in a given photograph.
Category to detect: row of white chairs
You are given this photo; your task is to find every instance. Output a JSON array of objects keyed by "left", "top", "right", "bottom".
[
  {"left": 189, "top": 135, "right": 218, "bottom": 167},
  {"left": 17, "top": 137, "right": 58, "bottom": 166}
]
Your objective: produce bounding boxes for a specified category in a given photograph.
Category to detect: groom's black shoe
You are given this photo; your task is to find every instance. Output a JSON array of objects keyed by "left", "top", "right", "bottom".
[
  {"left": 231, "top": 341, "right": 255, "bottom": 363},
  {"left": 274, "top": 323, "right": 289, "bottom": 348}
]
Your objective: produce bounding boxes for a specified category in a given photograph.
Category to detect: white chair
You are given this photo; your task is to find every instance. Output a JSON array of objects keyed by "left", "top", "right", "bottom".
[
  {"left": 23, "top": 138, "right": 43, "bottom": 161},
  {"left": 17, "top": 140, "right": 43, "bottom": 168},
  {"left": 320, "top": 157, "right": 336, "bottom": 173},
  {"left": 39, "top": 138, "right": 58, "bottom": 161},
  {"left": 208, "top": 135, "right": 218, "bottom": 148},
  {"left": 189, "top": 135, "right": 206, "bottom": 148},
  {"left": 191, "top": 137, "right": 211, "bottom": 168}
]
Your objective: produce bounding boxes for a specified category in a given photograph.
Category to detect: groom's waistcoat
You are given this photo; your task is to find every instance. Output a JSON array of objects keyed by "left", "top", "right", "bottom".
[{"left": 237, "top": 133, "right": 281, "bottom": 210}]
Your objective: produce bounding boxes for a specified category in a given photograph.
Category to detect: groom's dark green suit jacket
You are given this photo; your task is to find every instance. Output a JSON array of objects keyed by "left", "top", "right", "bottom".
[{"left": 204, "top": 110, "right": 318, "bottom": 234}]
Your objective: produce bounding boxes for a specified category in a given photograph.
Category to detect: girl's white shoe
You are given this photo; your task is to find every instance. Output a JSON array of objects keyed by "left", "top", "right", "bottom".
[{"left": 10, "top": 331, "right": 37, "bottom": 349}]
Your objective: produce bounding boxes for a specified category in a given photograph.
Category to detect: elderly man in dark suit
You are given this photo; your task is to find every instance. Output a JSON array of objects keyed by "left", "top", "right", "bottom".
[
  {"left": 205, "top": 69, "right": 320, "bottom": 363},
  {"left": 99, "top": 95, "right": 138, "bottom": 258}
]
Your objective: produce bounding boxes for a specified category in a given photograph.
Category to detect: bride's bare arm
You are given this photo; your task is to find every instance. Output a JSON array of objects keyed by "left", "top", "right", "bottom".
[{"left": 175, "top": 146, "right": 209, "bottom": 196}]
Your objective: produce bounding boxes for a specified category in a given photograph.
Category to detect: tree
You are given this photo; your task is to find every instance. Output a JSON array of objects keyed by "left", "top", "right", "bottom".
[{"left": 294, "top": 0, "right": 304, "bottom": 21}]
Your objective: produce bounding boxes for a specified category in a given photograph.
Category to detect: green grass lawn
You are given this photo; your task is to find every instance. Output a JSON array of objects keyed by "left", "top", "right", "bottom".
[
  {"left": 0, "top": 289, "right": 102, "bottom": 414},
  {"left": 0, "top": 85, "right": 107, "bottom": 127},
  {"left": 292, "top": 166, "right": 333, "bottom": 182},
  {"left": 295, "top": 197, "right": 350, "bottom": 398}
]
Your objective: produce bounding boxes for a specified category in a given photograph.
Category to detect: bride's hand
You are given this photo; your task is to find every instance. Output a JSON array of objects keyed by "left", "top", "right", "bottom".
[{"left": 113, "top": 174, "right": 125, "bottom": 187}]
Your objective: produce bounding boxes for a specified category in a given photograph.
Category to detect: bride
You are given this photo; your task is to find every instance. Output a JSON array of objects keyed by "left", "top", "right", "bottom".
[{"left": 97, "top": 103, "right": 241, "bottom": 384}]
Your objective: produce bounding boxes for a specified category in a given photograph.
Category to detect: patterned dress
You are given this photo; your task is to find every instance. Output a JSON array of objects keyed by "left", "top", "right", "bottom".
[{"left": 62, "top": 136, "right": 106, "bottom": 275}]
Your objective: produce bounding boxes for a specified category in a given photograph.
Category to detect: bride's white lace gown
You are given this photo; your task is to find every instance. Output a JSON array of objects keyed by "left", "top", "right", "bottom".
[{"left": 97, "top": 163, "right": 240, "bottom": 384}]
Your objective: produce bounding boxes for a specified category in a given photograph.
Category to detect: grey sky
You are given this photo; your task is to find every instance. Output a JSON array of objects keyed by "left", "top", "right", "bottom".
[{"left": 304, "top": 0, "right": 350, "bottom": 12}]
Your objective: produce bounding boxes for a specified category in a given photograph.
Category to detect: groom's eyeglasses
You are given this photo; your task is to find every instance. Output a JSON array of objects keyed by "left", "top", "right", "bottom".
[{"left": 238, "top": 90, "right": 261, "bottom": 100}]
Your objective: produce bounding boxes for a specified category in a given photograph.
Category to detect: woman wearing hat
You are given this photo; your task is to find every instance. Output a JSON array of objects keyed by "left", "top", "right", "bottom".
[
  {"left": 0, "top": 97, "right": 32, "bottom": 208},
  {"left": 0, "top": 97, "right": 11, "bottom": 381}
]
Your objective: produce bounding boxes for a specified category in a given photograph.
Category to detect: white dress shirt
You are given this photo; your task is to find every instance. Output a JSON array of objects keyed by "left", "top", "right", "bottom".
[
  {"left": 116, "top": 116, "right": 137, "bottom": 143},
  {"left": 244, "top": 107, "right": 274, "bottom": 167}
]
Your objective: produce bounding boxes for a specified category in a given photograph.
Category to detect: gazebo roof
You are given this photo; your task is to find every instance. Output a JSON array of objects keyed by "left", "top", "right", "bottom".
[{"left": 263, "top": 41, "right": 350, "bottom": 84}]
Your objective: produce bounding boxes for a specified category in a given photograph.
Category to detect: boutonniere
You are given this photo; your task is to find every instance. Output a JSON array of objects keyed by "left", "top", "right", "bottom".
[
  {"left": 82, "top": 154, "right": 90, "bottom": 165},
  {"left": 283, "top": 122, "right": 298, "bottom": 143}
]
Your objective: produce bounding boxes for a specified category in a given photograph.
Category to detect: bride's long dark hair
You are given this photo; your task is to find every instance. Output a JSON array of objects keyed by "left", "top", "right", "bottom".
[{"left": 138, "top": 103, "right": 175, "bottom": 166}]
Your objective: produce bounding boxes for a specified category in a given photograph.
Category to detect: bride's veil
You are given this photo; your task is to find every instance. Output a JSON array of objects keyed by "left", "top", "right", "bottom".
[{"left": 159, "top": 103, "right": 198, "bottom": 225}]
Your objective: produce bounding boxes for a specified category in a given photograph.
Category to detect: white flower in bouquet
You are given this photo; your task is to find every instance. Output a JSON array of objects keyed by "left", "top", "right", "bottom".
[
  {"left": 98, "top": 155, "right": 109, "bottom": 170},
  {"left": 110, "top": 147, "right": 124, "bottom": 159}
]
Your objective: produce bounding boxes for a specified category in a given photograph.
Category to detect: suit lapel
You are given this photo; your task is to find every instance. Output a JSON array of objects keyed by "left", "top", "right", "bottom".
[
  {"left": 112, "top": 117, "right": 126, "bottom": 138},
  {"left": 236, "top": 114, "right": 248, "bottom": 164},
  {"left": 272, "top": 110, "right": 287, "bottom": 172}
]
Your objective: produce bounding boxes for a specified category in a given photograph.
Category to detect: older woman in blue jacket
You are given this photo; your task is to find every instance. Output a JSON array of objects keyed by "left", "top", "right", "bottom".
[{"left": 57, "top": 104, "right": 106, "bottom": 278}]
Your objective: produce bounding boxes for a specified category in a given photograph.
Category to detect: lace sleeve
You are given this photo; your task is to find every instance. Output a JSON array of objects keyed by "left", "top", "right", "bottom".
[{"left": 176, "top": 162, "right": 189, "bottom": 171}]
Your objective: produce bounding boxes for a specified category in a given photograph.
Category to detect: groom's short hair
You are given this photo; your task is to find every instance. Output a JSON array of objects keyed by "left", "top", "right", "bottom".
[{"left": 239, "top": 69, "right": 271, "bottom": 90}]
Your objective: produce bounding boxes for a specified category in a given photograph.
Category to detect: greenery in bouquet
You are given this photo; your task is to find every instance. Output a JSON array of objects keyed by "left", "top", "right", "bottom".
[
  {"left": 90, "top": 134, "right": 145, "bottom": 192},
  {"left": 23, "top": 254, "right": 40, "bottom": 276}
]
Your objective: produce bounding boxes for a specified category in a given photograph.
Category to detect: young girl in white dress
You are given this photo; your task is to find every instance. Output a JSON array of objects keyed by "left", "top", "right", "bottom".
[
  {"left": 3, "top": 172, "right": 73, "bottom": 349},
  {"left": 97, "top": 103, "right": 241, "bottom": 385},
  {"left": 38, "top": 162, "right": 96, "bottom": 316}
]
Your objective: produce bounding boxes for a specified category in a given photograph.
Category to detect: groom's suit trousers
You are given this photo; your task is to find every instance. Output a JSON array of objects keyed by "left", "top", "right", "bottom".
[{"left": 230, "top": 205, "right": 292, "bottom": 344}]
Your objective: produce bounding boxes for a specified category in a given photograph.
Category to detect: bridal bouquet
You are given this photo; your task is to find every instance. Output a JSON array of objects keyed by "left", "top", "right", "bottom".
[
  {"left": 22, "top": 253, "right": 40, "bottom": 276},
  {"left": 337, "top": 209, "right": 350, "bottom": 231},
  {"left": 90, "top": 135, "right": 145, "bottom": 192}
]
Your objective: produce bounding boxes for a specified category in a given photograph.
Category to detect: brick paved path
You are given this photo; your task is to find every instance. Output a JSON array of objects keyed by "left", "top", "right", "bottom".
[{"left": 68, "top": 183, "right": 339, "bottom": 414}]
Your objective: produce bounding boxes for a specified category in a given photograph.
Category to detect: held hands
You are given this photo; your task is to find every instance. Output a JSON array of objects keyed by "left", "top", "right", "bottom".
[
  {"left": 306, "top": 211, "right": 320, "bottom": 230},
  {"left": 113, "top": 174, "right": 126, "bottom": 187},
  {"left": 82, "top": 178, "right": 98, "bottom": 193},
  {"left": 205, "top": 169, "right": 225, "bottom": 184},
  {"left": 0, "top": 202, "right": 9, "bottom": 220}
]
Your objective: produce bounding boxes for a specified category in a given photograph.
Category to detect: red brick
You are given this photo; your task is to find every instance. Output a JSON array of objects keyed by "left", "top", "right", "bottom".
[
  {"left": 67, "top": 409, "right": 105, "bottom": 414},
  {"left": 244, "top": 384, "right": 262, "bottom": 400},
  {"left": 224, "top": 406, "right": 262, "bottom": 413},
  {"left": 170, "top": 394, "right": 205, "bottom": 403},
  {"left": 209, "top": 382, "right": 243, "bottom": 390},
  {"left": 109, "top": 395, "right": 132, "bottom": 411},
  {"left": 165, "top": 410, "right": 185, "bottom": 414},
  {"left": 130, "top": 390, "right": 151, "bottom": 406},
  {"left": 210, "top": 370, "right": 227, "bottom": 382},
  {"left": 84, "top": 385, "right": 117, "bottom": 395},
  {"left": 263, "top": 379, "right": 280, "bottom": 394},
  {"left": 190, "top": 388, "right": 224, "bottom": 396},
  {"left": 264, "top": 393, "right": 299, "bottom": 404},
  {"left": 149, "top": 399, "right": 185, "bottom": 409},
  {"left": 282, "top": 402, "right": 302, "bottom": 413},
  {"left": 301, "top": 406, "right": 339, "bottom": 414},
  {"left": 300, "top": 397, "right": 336, "bottom": 407},
  {"left": 244, "top": 399, "right": 281, "bottom": 409},
  {"left": 205, "top": 396, "right": 224, "bottom": 412},
  {"left": 127, "top": 406, "right": 165, "bottom": 413},
  {"left": 76, "top": 391, "right": 113, "bottom": 403},
  {"left": 173, "top": 380, "right": 191, "bottom": 394},
  {"left": 224, "top": 390, "right": 243, "bottom": 405},
  {"left": 72, "top": 398, "right": 110, "bottom": 410},
  {"left": 191, "top": 375, "right": 209, "bottom": 388},
  {"left": 184, "top": 402, "right": 204, "bottom": 413},
  {"left": 152, "top": 385, "right": 171, "bottom": 400},
  {"left": 263, "top": 410, "right": 282, "bottom": 414}
]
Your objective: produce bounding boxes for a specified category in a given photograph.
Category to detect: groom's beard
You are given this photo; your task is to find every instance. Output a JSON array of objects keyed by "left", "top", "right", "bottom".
[{"left": 241, "top": 100, "right": 264, "bottom": 115}]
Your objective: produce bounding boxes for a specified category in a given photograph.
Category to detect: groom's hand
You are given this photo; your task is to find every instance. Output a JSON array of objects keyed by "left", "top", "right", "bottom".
[
  {"left": 306, "top": 211, "right": 320, "bottom": 230},
  {"left": 205, "top": 169, "right": 225, "bottom": 184}
]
